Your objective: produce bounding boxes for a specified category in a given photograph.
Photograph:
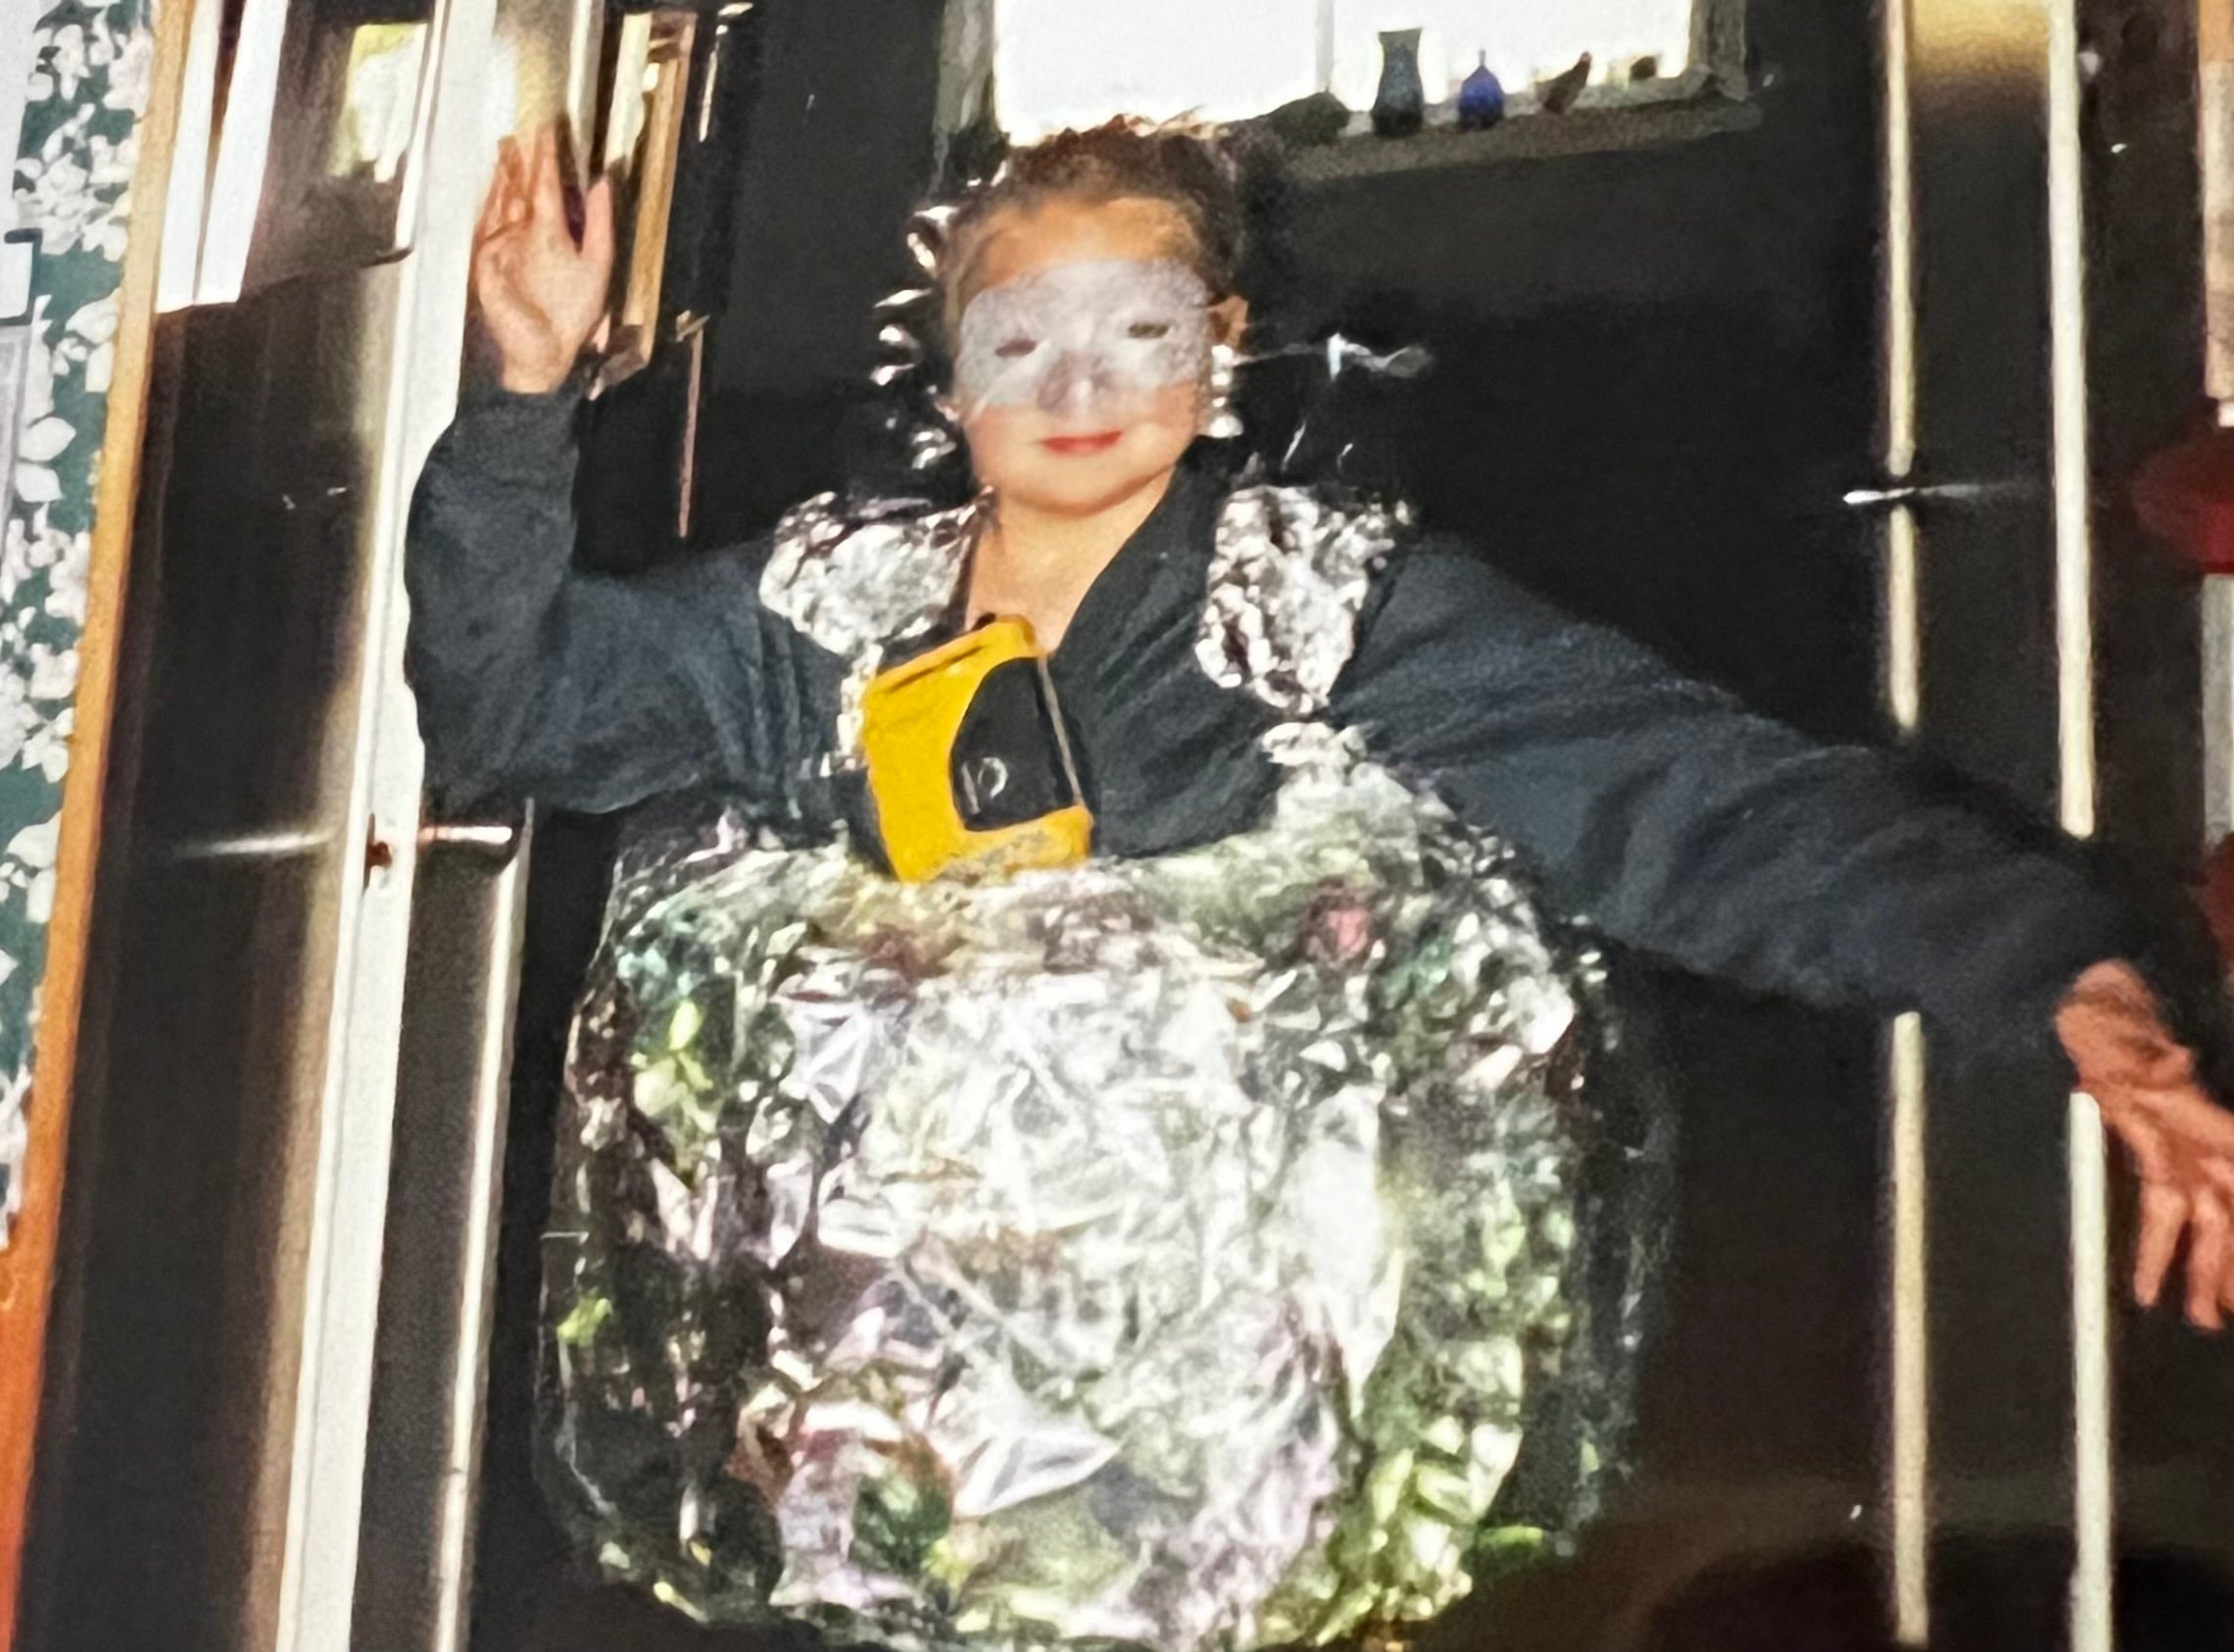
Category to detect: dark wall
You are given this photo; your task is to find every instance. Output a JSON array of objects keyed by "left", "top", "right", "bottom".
[
  {"left": 1283, "top": 23, "right": 1879, "bottom": 736},
  {"left": 1271, "top": 0, "right": 1891, "bottom": 1502},
  {"left": 690, "top": 0, "right": 950, "bottom": 538}
]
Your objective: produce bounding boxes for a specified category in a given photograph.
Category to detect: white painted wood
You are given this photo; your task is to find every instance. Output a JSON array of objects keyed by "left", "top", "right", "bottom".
[
  {"left": 2068, "top": 1092, "right": 2115, "bottom": 1652},
  {"left": 1875, "top": 0, "right": 1930, "bottom": 1638},
  {"left": 269, "top": 0, "right": 500, "bottom": 1643},
  {"left": 2045, "top": 1, "right": 2113, "bottom": 1644},
  {"left": 431, "top": 832, "right": 533, "bottom": 1652}
]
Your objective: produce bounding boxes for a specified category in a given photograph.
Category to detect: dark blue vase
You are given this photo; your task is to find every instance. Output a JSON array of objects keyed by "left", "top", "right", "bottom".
[
  {"left": 1457, "top": 52, "right": 1505, "bottom": 130},
  {"left": 1371, "top": 28, "right": 1425, "bottom": 136}
]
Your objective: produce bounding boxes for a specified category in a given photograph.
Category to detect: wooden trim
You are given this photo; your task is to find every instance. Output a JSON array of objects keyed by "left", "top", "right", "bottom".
[
  {"left": 0, "top": 0, "right": 194, "bottom": 1639},
  {"left": 594, "top": 8, "right": 697, "bottom": 393},
  {"left": 2204, "top": 0, "right": 2234, "bottom": 67}
]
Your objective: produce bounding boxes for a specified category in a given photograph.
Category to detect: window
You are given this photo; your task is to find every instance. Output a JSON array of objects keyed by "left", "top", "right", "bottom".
[{"left": 990, "top": 0, "right": 1723, "bottom": 144}]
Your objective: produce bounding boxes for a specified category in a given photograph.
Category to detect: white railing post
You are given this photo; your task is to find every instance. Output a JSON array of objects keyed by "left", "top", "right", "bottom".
[{"left": 2045, "top": 0, "right": 2113, "bottom": 1644}]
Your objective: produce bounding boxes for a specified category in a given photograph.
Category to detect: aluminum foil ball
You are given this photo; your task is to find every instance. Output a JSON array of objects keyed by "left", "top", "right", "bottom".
[{"left": 542, "top": 752, "right": 1643, "bottom": 1652}]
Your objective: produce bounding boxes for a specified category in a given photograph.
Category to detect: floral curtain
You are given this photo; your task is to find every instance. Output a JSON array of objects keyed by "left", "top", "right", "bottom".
[{"left": 0, "top": 0, "right": 154, "bottom": 1243}]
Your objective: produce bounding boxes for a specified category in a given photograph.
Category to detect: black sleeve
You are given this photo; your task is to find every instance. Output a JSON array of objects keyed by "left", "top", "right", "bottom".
[
  {"left": 404, "top": 384, "right": 825, "bottom": 815},
  {"left": 1330, "top": 538, "right": 2145, "bottom": 1056}
]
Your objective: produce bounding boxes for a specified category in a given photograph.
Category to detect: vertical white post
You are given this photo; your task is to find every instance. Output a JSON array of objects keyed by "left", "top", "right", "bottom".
[
  {"left": 430, "top": 828, "right": 532, "bottom": 1652},
  {"left": 2068, "top": 1092, "right": 2115, "bottom": 1652},
  {"left": 270, "top": 0, "right": 499, "bottom": 1643},
  {"left": 1877, "top": 0, "right": 1929, "bottom": 1641},
  {"left": 2206, "top": 21, "right": 2234, "bottom": 856},
  {"left": 1888, "top": 1013, "right": 1931, "bottom": 1647},
  {"left": 1315, "top": 0, "right": 1336, "bottom": 94},
  {"left": 2045, "top": 0, "right": 2113, "bottom": 1646},
  {"left": 2048, "top": 4, "right": 2098, "bottom": 852},
  {"left": 2205, "top": 578, "right": 2234, "bottom": 847}
]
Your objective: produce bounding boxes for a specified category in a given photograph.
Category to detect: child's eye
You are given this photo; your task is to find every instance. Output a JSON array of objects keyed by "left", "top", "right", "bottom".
[
  {"left": 1126, "top": 321, "right": 1172, "bottom": 340},
  {"left": 995, "top": 337, "right": 1038, "bottom": 360}
]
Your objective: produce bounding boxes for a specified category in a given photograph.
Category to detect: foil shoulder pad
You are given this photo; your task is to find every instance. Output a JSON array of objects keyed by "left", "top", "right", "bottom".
[
  {"left": 761, "top": 491, "right": 984, "bottom": 660},
  {"left": 1196, "top": 484, "right": 1411, "bottom": 718}
]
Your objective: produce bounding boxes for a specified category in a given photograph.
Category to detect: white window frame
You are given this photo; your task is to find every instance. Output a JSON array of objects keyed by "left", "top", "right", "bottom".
[{"left": 942, "top": 0, "right": 1747, "bottom": 155}]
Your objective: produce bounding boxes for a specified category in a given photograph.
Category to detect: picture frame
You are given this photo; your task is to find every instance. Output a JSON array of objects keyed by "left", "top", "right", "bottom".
[{"left": 591, "top": 7, "right": 698, "bottom": 394}]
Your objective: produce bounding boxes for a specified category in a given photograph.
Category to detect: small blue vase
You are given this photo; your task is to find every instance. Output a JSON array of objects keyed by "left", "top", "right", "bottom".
[
  {"left": 1371, "top": 28, "right": 1426, "bottom": 137},
  {"left": 1457, "top": 52, "right": 1505, "bottom": 130}
]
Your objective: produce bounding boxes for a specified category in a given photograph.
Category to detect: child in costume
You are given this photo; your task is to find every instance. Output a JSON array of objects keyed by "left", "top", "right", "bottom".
[{"left": 408, "top": 121, "right": 2234, "bottom": 1651}]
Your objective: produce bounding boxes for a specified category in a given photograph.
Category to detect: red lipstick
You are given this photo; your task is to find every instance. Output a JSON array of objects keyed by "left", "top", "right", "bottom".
[{"left": 1041, "top": 431, "right": 1124, "bottom": 458}]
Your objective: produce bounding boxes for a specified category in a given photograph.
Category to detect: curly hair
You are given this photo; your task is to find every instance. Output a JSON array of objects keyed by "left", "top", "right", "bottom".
[{"left": 938, "top": 119, "right": 1248, "bottom": 332}]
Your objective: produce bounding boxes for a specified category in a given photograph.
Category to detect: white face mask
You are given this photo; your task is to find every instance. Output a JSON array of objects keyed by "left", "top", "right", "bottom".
[{"left": 953, "top": 258, "right": 1214, "bottom": 423}]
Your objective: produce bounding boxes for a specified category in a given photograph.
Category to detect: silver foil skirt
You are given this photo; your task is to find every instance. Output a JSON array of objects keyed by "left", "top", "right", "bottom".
[{"left": 544, "top": 759, "right": 1644, "bottom": 1651}]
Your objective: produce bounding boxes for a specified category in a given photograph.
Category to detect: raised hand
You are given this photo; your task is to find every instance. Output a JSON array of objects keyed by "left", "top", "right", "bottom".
[
  {"left": 2057, "top": 960, "right": 2234, "bottom": 1329},
  {"left": 472, "top": 125, "right": 615, "bottom": 395}
]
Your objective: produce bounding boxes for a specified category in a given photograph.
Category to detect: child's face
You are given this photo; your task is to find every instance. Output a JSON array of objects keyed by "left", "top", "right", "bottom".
[{"left": 952, "top": 196, "right": 1241, "bottom": 517}]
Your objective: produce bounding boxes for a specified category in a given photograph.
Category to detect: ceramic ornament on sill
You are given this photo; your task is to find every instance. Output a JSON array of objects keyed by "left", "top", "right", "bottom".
[
  {"left": 1457, "top": 53, "right": 1505, "bottom": 132},
  {"left": 1535, "top": 52, "right": 1593, "bottom": 116},
  {"left": 1371, "top": 28, "right": 1425, "bottom": 137}
]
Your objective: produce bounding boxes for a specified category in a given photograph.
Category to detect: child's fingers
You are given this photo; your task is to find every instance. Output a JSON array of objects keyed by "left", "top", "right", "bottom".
[
  {"left": 529, "top": 124, "right": 567, "bottom": 241},
  {"left": 581, "top": 174, "right": 616, "bottom": 269}
]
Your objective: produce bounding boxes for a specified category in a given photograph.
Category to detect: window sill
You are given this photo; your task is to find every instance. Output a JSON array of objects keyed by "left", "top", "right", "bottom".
[{"left": 1287, "top": 95, "right": 1763, "bottom": 183}]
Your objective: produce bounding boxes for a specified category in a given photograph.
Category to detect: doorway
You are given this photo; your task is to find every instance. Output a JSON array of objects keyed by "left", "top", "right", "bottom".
[
  {"left": 458, "top": 2, "right": 2227, "bottom": 1649},
  {"left": 26, "top": 0, "right": 2232, "bottom": 1648}
]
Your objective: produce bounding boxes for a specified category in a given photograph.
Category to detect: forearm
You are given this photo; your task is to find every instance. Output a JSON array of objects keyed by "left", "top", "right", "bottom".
[
  {"left": 1336, "top": 543, "right": 2144, "bottom": 1055},
  {"left": 405, "top": 383, "right": 590, "bottom": 797}
]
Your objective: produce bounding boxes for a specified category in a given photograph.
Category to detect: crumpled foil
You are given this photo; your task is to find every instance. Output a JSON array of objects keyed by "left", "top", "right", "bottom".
[
  {"left": 763, "top": 494, "right": 982, "bottom": 656},
  {"left": 762, "top": 491, "right": 987, "bottom": 767},
  {"left": 761, "top": 480, "right": 1409, "bottom": 770},
  {"left": 1195, "top": 488, "right": 1411, "bottom": 719},
  {"left": 542, "top": 750, "right": 1654, "bottom": 1652}
]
